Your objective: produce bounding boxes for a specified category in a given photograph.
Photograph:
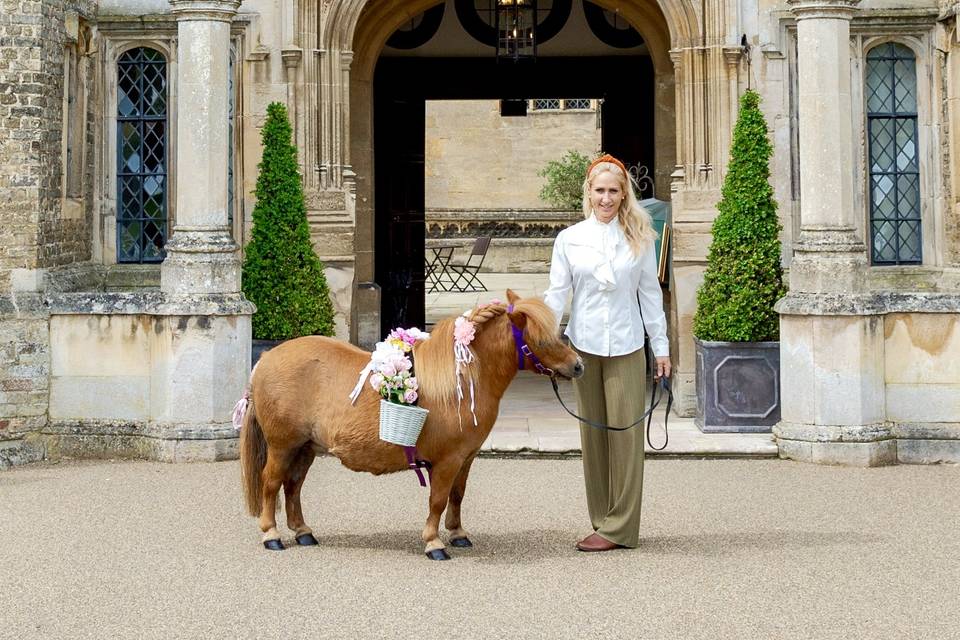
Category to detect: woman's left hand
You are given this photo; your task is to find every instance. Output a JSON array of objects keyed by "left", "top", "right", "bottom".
[{"left": 654, "top": 356, "right": 671, "bottom": 380}]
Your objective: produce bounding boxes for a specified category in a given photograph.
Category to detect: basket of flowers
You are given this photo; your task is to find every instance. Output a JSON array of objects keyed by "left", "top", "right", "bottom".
[{"left": 368, "top": 328, "right": 430, "bottom": 446}]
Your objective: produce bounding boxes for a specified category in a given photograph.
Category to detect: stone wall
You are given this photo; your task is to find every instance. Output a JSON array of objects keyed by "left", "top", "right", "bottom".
[
  {"left": 425, "top": 100, "right": 600, "bottom": 210},
  {"left": 36, "top": 293, "right": 251, "bottom": 462},
  {"left": 0, "top": 295, "right": 49, "bottom": 441},
  {"left": 0, "top": 0, "right": 96, "bottom": 293},
  {"left": 0, "top": 294, "right": 49, "bottom": 468},
  {"left": 426, "top": 207, "right": 582, "bottom": 273}
]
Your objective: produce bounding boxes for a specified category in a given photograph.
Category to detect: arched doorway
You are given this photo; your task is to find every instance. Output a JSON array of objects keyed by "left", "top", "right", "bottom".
[{"left": 350, "top": 0, "right": 686, "bottom": 336}]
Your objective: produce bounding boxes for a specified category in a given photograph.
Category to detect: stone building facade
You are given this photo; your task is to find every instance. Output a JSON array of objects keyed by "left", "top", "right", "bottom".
[
  {"left": 1, "top": 0, "right": 959, "bottom": 467},
  {"left": 425, "top": 99, "right": 601, "bottom": 272}
]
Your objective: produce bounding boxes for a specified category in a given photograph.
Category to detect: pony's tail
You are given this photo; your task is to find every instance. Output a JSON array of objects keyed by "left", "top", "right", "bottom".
[{"left": 239, "top": 398, "right": 267, "bottom": 517}]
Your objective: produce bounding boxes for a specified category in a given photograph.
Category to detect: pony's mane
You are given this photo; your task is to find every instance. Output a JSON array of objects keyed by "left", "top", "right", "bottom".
[
  {"left": 412, "top": 297, "right": 560, "bottom": 406},
  {"left": 503, "top": 297, "right": 561, "bottom": 345},
  {"left": 413, "top": 303, "right": 509, "bottom": 405}
]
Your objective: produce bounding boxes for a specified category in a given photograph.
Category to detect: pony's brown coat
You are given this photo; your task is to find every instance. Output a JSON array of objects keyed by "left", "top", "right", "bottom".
[{"left": 239, "top": 291, "right": 581, "bottom": 555}]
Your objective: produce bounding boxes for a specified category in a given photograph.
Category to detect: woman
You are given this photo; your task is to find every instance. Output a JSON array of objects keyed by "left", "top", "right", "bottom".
[{"left": 544, "top": 154, "right": 671, "bottom": 552}]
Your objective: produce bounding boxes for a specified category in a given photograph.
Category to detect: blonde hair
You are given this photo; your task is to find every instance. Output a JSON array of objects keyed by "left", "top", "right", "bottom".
[{"left": 581, "top": 161, "right": 657, "bottom": 256}]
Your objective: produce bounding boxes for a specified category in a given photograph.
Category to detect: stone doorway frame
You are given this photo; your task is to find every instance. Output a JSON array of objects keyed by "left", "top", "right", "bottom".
[{"left": 307, "top": 0, "right": 744, "bottom": 414}]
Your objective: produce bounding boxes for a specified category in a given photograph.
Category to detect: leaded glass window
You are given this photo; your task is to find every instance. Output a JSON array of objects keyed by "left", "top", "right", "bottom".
[
  {"left": 564, "top": 98, "right": 591, "bottom": 110},
  {"left": 533, "top": 98, "right": 561, "bottom": 110},
  {"left": 117, "top": 47, "right": 168, "bottom": 263},
  {"left": 865, "top": 43, "right": 921, "bottom": 265}
]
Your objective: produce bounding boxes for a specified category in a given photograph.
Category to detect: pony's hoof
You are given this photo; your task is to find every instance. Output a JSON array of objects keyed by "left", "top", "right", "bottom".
[
  {"left": 263, "top": 539, "right": 285, "bottom": 551},
  {"left": 425, "top": 548, "right": 451, "bottom": 561},
  {"left": 449, "top": 537, "right": 473, "bottom": 548},
  {"left": 296, "top": 533, "right": 319, "bottom": 546}
]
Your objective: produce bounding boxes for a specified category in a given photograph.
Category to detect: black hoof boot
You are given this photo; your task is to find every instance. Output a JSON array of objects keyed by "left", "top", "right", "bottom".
[
  {"left": 425, "top": 548, "right": 451, "bottom": 561},
  {"left": 296, "top": 533, "right": 319, "bottom": 546},
  {"left": 450, "top": 537, "right": 473, "bottom": 548},
  {"left": 263, "top": 539, "right": 285, "bottom": 551}
]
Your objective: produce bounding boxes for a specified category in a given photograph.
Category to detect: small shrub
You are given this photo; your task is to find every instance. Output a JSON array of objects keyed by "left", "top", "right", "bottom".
[
  {"left": 242, "top": 102, "right": 335, "bottom": 340},
  {"left": 538, "top": 150, "right": 593, "bottom": 209},
  {"left": 693, "top": 90, "right": 786, "bottom": 342}
]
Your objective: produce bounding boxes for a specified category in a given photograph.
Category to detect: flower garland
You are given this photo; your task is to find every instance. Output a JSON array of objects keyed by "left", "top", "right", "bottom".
[
  {"left": 451, "top": 299, "right": 499, "bottom": 430},
  {"left": 454, "top": 314, "right": 477, "bottom": 429},
  {"left": 349, "top": 327, "right": 430, "bottom": 405}
]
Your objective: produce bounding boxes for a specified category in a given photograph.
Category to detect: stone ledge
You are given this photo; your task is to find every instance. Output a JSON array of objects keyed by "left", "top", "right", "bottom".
[
  {"left": 0, "top": 438, "right": 46, "bottom": 470},
  {"left": 45, "top": 292, "right": 255, "bottom": 316},
  {"left": 891, "top": 423, "right": 960, "bottom": 440},
  {"left": 777, "top": 438, "right": 898, "bottom": 467},
  {"left": 897, "top": 439, "right": 960, "bottom": 464},
  {"left": 774, "top": 421, "right": 894, "bottom": 443},
  {"left": 34, "top": 423, "right": 239, "bottom": 463},
  {"left": 42, "top": 420, "right": 239, "bottom": 441},
  {"left": 2, "top": 292, "right": 257, "bottom": 317},
  {"left": 776, "top": 292, "right": 960, "bottom": 316}
]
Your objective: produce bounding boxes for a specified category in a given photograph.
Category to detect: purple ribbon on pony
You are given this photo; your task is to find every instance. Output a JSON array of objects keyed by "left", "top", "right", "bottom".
[
  {"left": 402, "top": 446, "right": 432, "bottom": 487},
  {"left": 507, "top": 304, "right": 554, "bottom": 377}
]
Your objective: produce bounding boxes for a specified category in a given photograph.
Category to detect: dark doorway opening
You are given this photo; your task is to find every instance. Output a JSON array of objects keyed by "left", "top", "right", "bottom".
[{"left": 374, "top": 56, "right": 655, "bottom": 335}]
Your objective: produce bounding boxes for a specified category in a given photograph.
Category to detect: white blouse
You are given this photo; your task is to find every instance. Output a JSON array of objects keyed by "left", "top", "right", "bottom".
[{"left": 543, "top": 215, "right": 669, "bottom": 358}]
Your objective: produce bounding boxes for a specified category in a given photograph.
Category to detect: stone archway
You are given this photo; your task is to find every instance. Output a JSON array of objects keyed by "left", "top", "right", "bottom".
[{"left": 330, "top": 0, "right": 739, "bottom": 414}]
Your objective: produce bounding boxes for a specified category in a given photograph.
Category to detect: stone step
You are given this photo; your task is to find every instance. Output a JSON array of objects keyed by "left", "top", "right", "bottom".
[{"left": 0, "top": 438, "right": 45, "bottom": 470}]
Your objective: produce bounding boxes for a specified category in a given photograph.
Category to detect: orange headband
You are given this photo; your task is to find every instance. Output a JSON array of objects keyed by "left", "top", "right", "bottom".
[{"left": 586, "top": 154, "right": 627, "bottom": 180}]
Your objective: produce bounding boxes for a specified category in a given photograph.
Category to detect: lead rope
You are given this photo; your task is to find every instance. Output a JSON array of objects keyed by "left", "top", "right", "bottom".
[
  {"left": 549, "top": 373, "right": 672, "bottom": 450},
  {"left": 506, "top": 303, "right": 672, "bottom": 450}
]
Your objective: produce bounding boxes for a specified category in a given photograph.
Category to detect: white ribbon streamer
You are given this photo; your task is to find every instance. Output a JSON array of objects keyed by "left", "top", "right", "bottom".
[
  {"left": 454, "top": 341, "right": 478, "bottom": 430},
  {"left": 349, "top": 362, "right": 375, "bottom": 405}
]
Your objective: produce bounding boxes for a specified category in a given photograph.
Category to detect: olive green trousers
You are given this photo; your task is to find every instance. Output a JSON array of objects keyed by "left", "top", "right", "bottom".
[{"left": 573, "top": 346, "right": 647, "bottom": 548}]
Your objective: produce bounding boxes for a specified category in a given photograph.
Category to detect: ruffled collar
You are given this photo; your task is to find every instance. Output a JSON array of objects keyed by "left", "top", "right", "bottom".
[{"left": 587, "top": 215, "right": 621, "bottom": 291}]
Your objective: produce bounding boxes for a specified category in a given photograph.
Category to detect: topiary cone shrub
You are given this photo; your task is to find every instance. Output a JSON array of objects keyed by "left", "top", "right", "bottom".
[
  {"left": 693, "top": 90, "right": 786, "bottom": 342},
  {"left": 242, "top": 102, "right": 335, "bottom": 340}
]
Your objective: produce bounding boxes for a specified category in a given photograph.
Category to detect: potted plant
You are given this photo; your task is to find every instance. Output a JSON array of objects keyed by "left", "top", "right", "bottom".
[
  {"left": 693, "top": 90, "right": 787, "bottom": 433},
  {"left": 242, "top": 102, "right": 335, "bottom": 363},
  {"left": 538, "top": 149, "right": 593, "bottom": 210}
]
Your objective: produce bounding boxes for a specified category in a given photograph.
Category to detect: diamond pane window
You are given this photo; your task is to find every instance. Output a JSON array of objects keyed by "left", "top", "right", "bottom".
[
  {"left": 865, "top": 43, "right": 921, "bottom": 265},
  {"left": 117, "top": 47, "right": 168, "bottom": 263},
  {"left": 533, "top": 98, "right": 560, "bottom": 110},
  {"left": 564, "top": 98, "right": 591, "bottom": 110}
]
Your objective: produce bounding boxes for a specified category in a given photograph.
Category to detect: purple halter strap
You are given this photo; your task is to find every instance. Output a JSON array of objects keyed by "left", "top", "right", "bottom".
[{"left": 507, "top": 304, "right": 554, "bottom": 377}]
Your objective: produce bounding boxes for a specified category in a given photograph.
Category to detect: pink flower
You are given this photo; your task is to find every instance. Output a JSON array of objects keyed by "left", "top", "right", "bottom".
[
  {"left": 385, "top": 351, "right": 411, "bottom": 373},
  {"left": 404, "top": 389, "right": 418, "bottom": 404},
  {"left": 379, "top": 362, "right": 397, "bottom": 377},
  {"left": 454, "top": 317, "right": 476, "bottom": 347},
  {"left": 369, "top": 373, "right": 384, "bottom": 390},
  {"left": 404, "top": 376, "right": 419, "bottom": 390}
]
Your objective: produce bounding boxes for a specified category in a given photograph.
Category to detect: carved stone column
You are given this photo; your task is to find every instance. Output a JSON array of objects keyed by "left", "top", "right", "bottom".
[
  {"left": 786, "top": 0, "right": 867, "bottom": 294},
  {"left": 774, "top": 0, "right": 894, "bottom": 466},
  {"left": 148, "top": 0, "right": 252, "bottom": 461},
  {"left": 161, "top": 0, "right": 241, "bottom": 294}
]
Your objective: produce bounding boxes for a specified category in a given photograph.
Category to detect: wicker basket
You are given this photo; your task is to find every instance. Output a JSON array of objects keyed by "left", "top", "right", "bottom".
[{"left": 379, "top": 399, "right": 429, "bottom": 447}]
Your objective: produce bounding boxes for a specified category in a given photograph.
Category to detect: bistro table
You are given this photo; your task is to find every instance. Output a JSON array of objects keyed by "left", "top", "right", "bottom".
[{"left": 425, "top": 242, "right": 462, "bottom": 292}]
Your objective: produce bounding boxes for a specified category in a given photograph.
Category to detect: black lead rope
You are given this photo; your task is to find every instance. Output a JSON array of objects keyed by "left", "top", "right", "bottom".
[
  {"left": 549, "top": 374, "right": 674, "bottom": 451},
  {"left": 506, "top": 302, "right": 673, "bottom": 450}
]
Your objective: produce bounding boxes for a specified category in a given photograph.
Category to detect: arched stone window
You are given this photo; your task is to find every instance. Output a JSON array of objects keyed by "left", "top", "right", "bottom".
[
  {"left": 116, "top": 47, "right": 168, "bottom": 263},
  {"left": 865, "top": 42, "right": 920, "bottom": 265}
]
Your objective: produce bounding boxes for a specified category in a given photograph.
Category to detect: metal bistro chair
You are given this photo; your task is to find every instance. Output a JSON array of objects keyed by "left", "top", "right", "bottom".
[{"left": 447, "top": 236, "right": 491, "bottom": 292}]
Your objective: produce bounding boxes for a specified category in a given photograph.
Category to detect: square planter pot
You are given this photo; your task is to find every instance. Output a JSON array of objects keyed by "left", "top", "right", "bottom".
[
  {"left": 695, "top": 338, "right": 781, "bottom": 433},
  {"left": 252, "top": 339, "right": 283, "bottom": 368}
]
